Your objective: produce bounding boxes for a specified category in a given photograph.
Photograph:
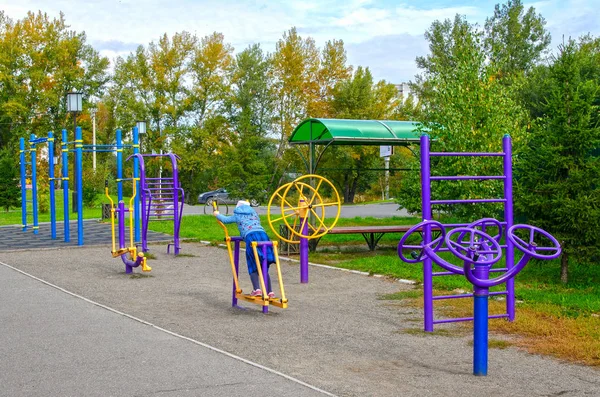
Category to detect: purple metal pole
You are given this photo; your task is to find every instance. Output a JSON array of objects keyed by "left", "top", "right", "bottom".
[
  {"left": 262, "top": 245, "right": 269, "bottom": 314},
  {"left": 420, "top": 134, "right": 434, "bottom": 332},
  {"left": 300, "top": 219, "right": 309, "bottom": 283},
  {"left": 233, "top": 239, "right": 240, "bottom": 307},
  {"left": 169, "top": 153, "right": 182, "bottom": 255},
  {"left": 503, "top": 135, "right": 515, "bottom": 321}
]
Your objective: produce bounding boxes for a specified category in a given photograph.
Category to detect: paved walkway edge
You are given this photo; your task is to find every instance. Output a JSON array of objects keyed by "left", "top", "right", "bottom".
[{"left": 0, "top": 260, "right": 336, "bottom": 397}]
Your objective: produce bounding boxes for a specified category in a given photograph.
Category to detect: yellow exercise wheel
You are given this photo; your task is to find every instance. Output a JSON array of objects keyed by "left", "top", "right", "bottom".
[{"left": 267, "top": 174, "right": 341, "bottom": 243}]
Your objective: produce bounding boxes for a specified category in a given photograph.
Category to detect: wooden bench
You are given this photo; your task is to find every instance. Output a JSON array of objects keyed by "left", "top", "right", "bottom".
[
  {"left": 280, "top": 224, "right": 441, "bottom": 253},
  {"left": 315, "top": 225, "right": 414, "bottom": 251}
]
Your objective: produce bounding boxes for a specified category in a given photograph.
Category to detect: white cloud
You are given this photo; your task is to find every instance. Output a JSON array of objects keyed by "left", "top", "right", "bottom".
[{"left": 3, "top": 0, "right": 600, "bottom": 83}]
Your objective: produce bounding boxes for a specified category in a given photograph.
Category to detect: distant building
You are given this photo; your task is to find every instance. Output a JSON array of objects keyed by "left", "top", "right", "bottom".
[{"left": 394, "top": 83, "right": 412, "bottom": 102}]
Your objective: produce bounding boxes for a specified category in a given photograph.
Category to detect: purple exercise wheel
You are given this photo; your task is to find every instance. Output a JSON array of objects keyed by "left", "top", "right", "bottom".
[
  {"left": 397, "top": 220, "right": 446, "bottom": 263},
  {"left": 508, "top": 224, "right": 562, "bottom": 260},
  {"left": 463, "top": 224, "right": 561, "bottom": 288}
]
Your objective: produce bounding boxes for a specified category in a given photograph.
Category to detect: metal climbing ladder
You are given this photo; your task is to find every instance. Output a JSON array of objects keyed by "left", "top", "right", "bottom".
[
  {"left": 128, "top": 153, "right": 184, "bottom": 255},
  {"left": 419, "top": 134, "right": 515, "bottom": 332}
]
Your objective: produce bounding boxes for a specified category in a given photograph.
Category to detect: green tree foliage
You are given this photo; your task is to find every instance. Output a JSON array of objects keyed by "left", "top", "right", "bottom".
[
  {"left": 311, "top": 39, "right": 353, "bottom": 118},
  {"left": 176, "top": 32, "right": 235, "bottom": 199},
  {"left": 0, "top": 149, "right": 20, "bottom": 211},
  {"left": 0, "top": 11, "right": 109, "bottom": 148},
  {"left": 397, "top": 14, "right": 527, "bottom": 220},
  {"left": 271, "top": 28, "right": 321, "bottom": 180},
  {"left": 221, "top": 44, "right": 275, "bottom": 200},
  {"left": 484, "top": 0, "right": 551, "bottom": 78},
  {"left": 515, "top": 38, "right": 600, "bottom": 283},
  {"left": 318, "top": 67, "right": 400, "bottom": 203}
]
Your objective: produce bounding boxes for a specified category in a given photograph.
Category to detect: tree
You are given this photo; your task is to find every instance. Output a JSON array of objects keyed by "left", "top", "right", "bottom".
[
  {"left": 0, "top": 149, "right": 20, "bottom": 211},
  {"left": 398, "top": 14, "right": 527, "bottom": 219},
  {"left": 189, "top": 32, "right": 234, "bottom": 126},
  {"left": 270, "top": 28, "right": 321, "bottom": 183},
  {"left": 310, "top": 39, "right": 352, "bottom": 118},
  {"left": 177, "top": 32, "right": 235, "bottom": 198},
  {"left": 221, "top": 44, "right": 275, "bottom": 200},
  {"left": 319, "top": 67, "right": 400, "bottom": 203},
  {"left": 515, "top": 38, "right": 600, "bottom": 283},
  {"left": 0, "top": 11, "right": 109, "bottom": 149},
  {"left": 484, "top": 0, "right": 551, "bottom": 78}
]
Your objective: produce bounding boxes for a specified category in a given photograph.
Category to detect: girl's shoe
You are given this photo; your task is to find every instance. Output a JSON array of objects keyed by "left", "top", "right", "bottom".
[
  {"left": 268, "top": 292, "right": 276, "bottom": 299},
  {"left": 250, "top": 289, "right": 263, "bottom": 297}
]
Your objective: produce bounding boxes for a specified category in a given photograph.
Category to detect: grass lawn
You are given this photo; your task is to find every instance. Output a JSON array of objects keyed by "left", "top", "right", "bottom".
[{"left": 148, "top": 213, "right": 600, "bottom": 367}]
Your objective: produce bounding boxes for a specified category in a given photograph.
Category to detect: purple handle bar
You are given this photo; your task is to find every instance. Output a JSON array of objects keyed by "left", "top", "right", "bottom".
[{"left": 398, "top": 220, "right": 562, "bottom": 288}]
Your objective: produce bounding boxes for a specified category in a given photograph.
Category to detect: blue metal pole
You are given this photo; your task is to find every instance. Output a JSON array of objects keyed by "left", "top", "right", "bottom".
[
  {"left": 473, "top": 263, "right": 489, "bottom": 376},
  {"left": 30, "top": 134, "right": 39, "bottom": 235},
  {"left": 19, "top": 138, "right": 27, "bottom": 232},
  {"left": 62, "top": 129, "right": 70, "bottom": 242},
  {"left": 48, "top": 131, "right": 56, "bottom": 239},
  {"left": 133, "top": 127, "right": 140, "bottom": 243},
  {"left": 76, "top": 126, "right": 83, "bottom": 245},
  {"left": 116, "top": 129, "right": 123, "bottom": 231},
  {"left": 473, "top": 295, "right": 489, "bottom": 376}
]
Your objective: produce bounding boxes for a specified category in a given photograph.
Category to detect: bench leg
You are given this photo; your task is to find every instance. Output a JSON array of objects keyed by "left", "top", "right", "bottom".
[{"left": 361, "top": 233, "right": 385, "bottom": 251}]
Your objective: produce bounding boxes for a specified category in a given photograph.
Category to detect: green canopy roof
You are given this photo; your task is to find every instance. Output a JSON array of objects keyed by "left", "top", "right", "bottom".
[{"left": 289, "top": 118, "right": 422, "bottom": 145}]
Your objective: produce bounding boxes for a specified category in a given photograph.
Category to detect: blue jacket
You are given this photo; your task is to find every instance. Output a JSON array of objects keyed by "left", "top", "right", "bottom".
[{"left": 216, "top": 204, "right": 265, "bottom": 239}]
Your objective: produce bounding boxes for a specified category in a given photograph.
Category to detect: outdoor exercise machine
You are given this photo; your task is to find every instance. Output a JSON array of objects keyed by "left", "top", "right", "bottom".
[
  {"left": 127, "top": 152, "right": 184, "bottom": 255},
  {"left": 267, "top": 174, "right": 341, "bottom": 283},
  {"left": 20, "top": 133, "right": 58, "bottom": 238},
  {"left": 405, "top": 134, "right": 526, "bottom": 331},
  {"left": 398, "top": 218, "right": 561, "bottom": 375},
  {"left": 213, "top": 202, "right": 287, "bottom": 313},
  {"left": 104, "top": 179, "right": 151, "bottom": 274},
  {"left": 19, "top": 127, "right": 142, "bottom": 246}
]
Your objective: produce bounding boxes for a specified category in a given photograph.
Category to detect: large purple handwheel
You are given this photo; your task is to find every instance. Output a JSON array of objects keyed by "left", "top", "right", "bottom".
[
  {"left": 507, "top": 224, "right": 561, "bottom": 260},
  {"left": 463, "top": 225, "right": 561, "bottom": 288},
  {"left": 466, "top": 218, "right": 503, "bottom": 243},
  {"left": 445, "top": 227, "right": 502, "bottom": 266},
  {"left": 397, "top": 220, "right": 445, "bottom": 263}
]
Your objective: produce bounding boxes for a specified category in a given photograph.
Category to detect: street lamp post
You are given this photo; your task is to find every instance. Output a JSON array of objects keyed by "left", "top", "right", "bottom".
[
  {"left": 136, "top": 120, "right": 146, "bottom": 153},
  {"left": 90, "top": 106, "right": 97, "bottom": 171},
  {"left": 66, "top": 92, "right": 82, "bottom": 132},
  {"left": 66, "top": 92, "right": 82, "bottom": 213}
]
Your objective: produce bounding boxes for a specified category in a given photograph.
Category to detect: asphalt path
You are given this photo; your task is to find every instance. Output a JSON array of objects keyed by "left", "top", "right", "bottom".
[
  {"left": 1, "top": 243, "right": 598, "bottom": 397},
  {"left": 0, "top": 262, "right": 331, "bottom": 397}
]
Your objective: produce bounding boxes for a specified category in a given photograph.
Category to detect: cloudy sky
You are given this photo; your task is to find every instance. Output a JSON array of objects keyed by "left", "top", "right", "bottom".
[{"left": 3, "top": 0, "right": 599, "bottom": 83}]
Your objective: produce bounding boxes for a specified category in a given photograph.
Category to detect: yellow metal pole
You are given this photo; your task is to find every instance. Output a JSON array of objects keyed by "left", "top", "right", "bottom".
[
  {"left": 128, "top": 178, "right": 137, "bottom": 249},
  {"left": 252, "top": 242, "right": 267, "bottom": 299},
  {"left": 105, "top": 187, "right": 116, "bottom": 253},
  {"left": 272, "top": 241, "right": 287, "bottom": 302},
  {"left": 213, "top": 202, "right": 241, "bottom": 293}
]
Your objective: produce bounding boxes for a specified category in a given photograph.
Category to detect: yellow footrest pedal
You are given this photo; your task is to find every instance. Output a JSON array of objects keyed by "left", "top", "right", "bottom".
[
  {"left": 235, "top": 293, "right": 288, "bottom": 309},
  {"left": 111, "top": 248, "right": 130, "bottom": 258}
]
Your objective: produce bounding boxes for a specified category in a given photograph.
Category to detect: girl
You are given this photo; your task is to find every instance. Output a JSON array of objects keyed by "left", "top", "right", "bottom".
[{"left": 214, "top": 200, "right": 275, "bottom": 297}]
